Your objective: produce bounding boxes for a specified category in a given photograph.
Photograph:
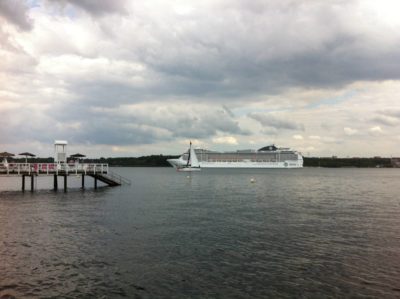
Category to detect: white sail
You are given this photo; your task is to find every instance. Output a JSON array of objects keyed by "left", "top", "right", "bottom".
[
  {"left": 171, "top": 141, "right": 201, "bottom": 171},
  {"left": 189, "top": 146, "right": 199, "bottom": 167}
]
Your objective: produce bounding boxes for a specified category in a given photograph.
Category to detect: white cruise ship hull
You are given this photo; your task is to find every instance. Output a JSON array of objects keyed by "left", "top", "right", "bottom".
[
  {"left": 167, "top": 145, "right": 303, "bottom": 169},
  {"left": 199, "top": 161, "right": 302, "bottom": 168},
  {"left": 167, "top": 158, "right": 303, "bottom": 169}
]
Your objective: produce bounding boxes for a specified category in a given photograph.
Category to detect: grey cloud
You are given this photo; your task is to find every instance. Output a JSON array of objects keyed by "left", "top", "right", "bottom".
[
  {"left": 371, "top": 116, "right": 398, "bottom": 127},
  {"left": 0, "top": 0, "right": 32, "bottom": 30},
  {"left": 372, "top": 111, "right": 400, "bottom": 127},
  {"left": 126, "top": 0, "right": 400, "bottom": 99},
  {"left": 153, "top": 108, "right": 250, "bottom": 139},
  {"left": 72, "top": 122, "right": 165, "bottom": 145},
  {"left": 4, "top": 0, "right": 400, "bottom": 152},
  {"left": 27, "top": 0, "right": 400, "bottom": 111},
  {"left": 379, "top": 109, "right": 400, "bottom": 119},
  {"left": 249, "top": 113, "right": 304, "bottom": 131},
  {"left": 46, "top": 101, "right": 250, "bottom": 145},
  {"left": 169, "top": 109, "right": 250, "bottom": 139},
  {"left": 0, "top": 108, "right": 56, "bottom": 144},
  {"left": 260, "top": 127, "right": 278, "bottom": 135},
  {"left": 73, "top": 81, "right": 144, "bottom": 107},
  {"left": 222, "top": 105, "right": 235, "bottom": 118},
  {"left": 47, "top": 0, "right": 128, "bottom": 16}
]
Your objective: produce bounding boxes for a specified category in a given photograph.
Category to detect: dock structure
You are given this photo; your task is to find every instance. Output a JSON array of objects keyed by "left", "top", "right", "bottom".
[{"left": 0, "top": 163, "right": 129, "bottom": 192}]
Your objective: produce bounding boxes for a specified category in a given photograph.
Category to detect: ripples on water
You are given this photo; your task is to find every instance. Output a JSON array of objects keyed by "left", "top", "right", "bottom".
[{"left": 1, "top": 168, "right": 400, "bottom": 298}]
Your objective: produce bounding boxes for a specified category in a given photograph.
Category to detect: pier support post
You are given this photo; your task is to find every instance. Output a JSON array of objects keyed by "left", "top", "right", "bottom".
[
  {"left": 64, "top": 175, "right": 67, "bottom": 192},
  {"left": 81, "top": 174, "right": 85, "bottom": 189},
  {"left": 30, "top": 174, "right": 34, "bottom": 192},
  {"left": 94, "top": 176, "right": 97, "bottom": 189},
  {"left": 53, "top": 174, "right": 58, "bottom": 191},
  {"left": 22, "top": 175, "right": 25, "bottom": 192}
]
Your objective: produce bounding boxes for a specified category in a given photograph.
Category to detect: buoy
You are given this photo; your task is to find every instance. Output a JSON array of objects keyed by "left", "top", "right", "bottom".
[
  {"left": 250, "top": 178, "right": 255, "bottom": 183},
  {"left": 186, "top": 175, "right": 190, "bottom": 179}
]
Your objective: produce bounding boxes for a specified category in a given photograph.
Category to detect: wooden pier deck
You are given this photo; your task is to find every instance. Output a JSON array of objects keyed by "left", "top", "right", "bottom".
[{"left": 0, "top": 163, "right": 130, "bottom": 191}]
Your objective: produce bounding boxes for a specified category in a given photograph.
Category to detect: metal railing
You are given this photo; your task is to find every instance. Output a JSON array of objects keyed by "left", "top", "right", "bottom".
[
  {"left": 104, "top": 170, "right": 131, "bottom": 185},
  {"left": 0, "top": 163, "right": 109, "bottom": 175}
]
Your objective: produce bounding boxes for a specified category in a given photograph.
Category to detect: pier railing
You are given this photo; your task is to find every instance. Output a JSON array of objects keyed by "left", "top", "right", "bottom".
[
  {"left": 0, "top": 163, "right": 109, "bottom": 176},
  {"left": 106, "top": 170, "right": 132, "bottom": 185}
]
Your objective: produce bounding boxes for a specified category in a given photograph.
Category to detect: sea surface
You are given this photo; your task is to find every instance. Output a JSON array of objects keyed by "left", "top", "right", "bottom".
[{"left": 1, "top": 167, "right": 400, "bottom": 298}]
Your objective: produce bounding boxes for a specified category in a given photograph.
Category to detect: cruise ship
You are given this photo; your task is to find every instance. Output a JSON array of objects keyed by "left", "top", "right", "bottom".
[{"left": 167, "top": 145, "right": 303, "bottom": 169}]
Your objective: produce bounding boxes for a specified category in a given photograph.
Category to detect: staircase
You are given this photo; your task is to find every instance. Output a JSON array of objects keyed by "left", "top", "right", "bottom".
[{"left": 88, "top": 170, "right": 131, "bottom": 187}]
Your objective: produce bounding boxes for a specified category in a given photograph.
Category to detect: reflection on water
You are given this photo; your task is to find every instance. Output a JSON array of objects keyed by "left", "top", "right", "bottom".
[{"left": 1, "top": 168, "right": 400, "bottom": 298}]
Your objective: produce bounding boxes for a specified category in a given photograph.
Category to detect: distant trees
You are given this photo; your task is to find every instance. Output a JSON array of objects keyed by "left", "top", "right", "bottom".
[
  {"left": 9, "top": 155, "right": 179, "bottom": 167},
  {"left": 82, "top": 155, "right": 179, "bottom": 167},
  {"left": 303, "top": 157, "right": 392, "bottom": 168},
  {"left": 8, "top": 155, "right": 394, "bottom": 167}
]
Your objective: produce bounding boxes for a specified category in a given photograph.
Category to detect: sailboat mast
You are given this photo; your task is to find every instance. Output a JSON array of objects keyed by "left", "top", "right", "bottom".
[{"left": 186, "top": 141, "right": 192, "bottom": 167}]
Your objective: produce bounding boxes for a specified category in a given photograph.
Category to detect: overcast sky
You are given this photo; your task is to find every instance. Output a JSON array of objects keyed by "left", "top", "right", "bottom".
[{"left": 1, "top": 0, "right": 400, "bottom": 157}]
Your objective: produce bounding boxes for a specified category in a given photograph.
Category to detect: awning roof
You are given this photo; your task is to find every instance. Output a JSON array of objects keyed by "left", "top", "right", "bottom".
[
  {"left": 19, "top": 152, "right": 36, "bottom": 157},
  {"left": 0, "top": 152, "right": 15, "bottom": 157}
]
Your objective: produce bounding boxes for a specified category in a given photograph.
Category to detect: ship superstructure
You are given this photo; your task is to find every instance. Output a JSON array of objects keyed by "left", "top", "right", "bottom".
[{"left": 167, "top": 145, "right": 303, "bottom": 169}]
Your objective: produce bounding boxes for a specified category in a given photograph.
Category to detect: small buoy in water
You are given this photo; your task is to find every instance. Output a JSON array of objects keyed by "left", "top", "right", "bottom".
[
  {"left": 250, "top": 178, "right": 255, "bottom": 183},
  {"left": 186, "top": 175, "right": 191, "bottom": 179}
]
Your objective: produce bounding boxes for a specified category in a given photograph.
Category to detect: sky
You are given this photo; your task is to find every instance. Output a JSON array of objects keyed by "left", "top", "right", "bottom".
[{"left": 1, "top": 0, "right": 400, "bottom": 158}]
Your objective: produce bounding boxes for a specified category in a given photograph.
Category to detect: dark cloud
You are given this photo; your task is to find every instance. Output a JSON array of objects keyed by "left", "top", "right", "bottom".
[
  {"left": 372, "top": 111, "right": 400, "bottom": 127},
  {"left": 0, "top": 0, "right": 32, "bottom": 30},
  {"left": 44, "top": 100, "right": 249, "bottom": 145},
  {"left": 379, "top": 109, "right": 400, "bottom": 119},
  {"left": 372, "top": 116, "right": 396, "bottom": 127},
  {"left": 125, "top": 0, "right": 400, "bottom": 99},
  {"left": 2, "top": 0, "right": 400, "bottom": 154},
  {"left": 73, "top": 80, "right": 144, "bottom": 107},
  {"left": 222, "top": 105, "right": 235, "bottom": 118},
  {"left": 47, "top": 0, "right": 128, "bottom": 16},
  {"left": 248, "top": 113, "right": 304, "bottom": 131},
  {"left": 169, "top": 109, "right": 250, "bottom": 139},
  {"left": 25, "top": 0, "right": 400, "bottom": 111},
  {"left": 72, "top": 122, "right": 164, "bottom": 145}
]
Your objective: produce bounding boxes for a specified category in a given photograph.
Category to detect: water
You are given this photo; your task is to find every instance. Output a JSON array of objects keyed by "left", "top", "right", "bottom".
[{"left": 1, "top": 168, "right": 400, "bottom": 298}]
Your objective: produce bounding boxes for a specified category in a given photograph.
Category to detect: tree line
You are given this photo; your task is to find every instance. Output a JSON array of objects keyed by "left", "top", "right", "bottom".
[{"left": 9, "top": 155, "right": 395, "bottom": 167}]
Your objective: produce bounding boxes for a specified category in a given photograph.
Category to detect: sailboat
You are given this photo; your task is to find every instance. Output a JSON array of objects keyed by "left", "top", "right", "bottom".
[{"left": 177, "top": 141, "right": 201, "bottom": 172}]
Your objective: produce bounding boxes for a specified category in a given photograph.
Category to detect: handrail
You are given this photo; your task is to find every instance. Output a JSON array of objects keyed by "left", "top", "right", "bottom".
[
  {"left": 105, "top": 170, "right": 131, "bottom": 185},
  {"left": 0, "top": 163, "right": 109, "bottom": 175}
]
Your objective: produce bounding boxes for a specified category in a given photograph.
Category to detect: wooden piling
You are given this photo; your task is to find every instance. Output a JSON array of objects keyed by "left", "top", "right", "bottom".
[
  {"left": 22, "top": 175, "right": 25, "bottom": 192},
  {"left": 30, "top": 174, "right": 34, "bottom": 192},
  {"left": 81, "top": 174, "right": 85, "bottom": 189},
  {"left": 64, "top": 175, "right": 67, "bottom": 192},
  {"left": 94, "top": 176, "right": 97, "bottom": 189},
  {"left": 53, "top": 174, "right": 58, "bottom": 191}
]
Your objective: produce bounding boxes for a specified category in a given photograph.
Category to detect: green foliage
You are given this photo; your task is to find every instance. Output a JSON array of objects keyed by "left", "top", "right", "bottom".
[
  {"left": 304, "top": 157, "right": 392, "bottom": 168},
  {"left": 82, "top": 155, "right": 179, "bottom": 167},
  {"left": 9, "top": 155, "right": 178, "bottom": 167},
  {"left": 8, "top": 155, "right": 394, "bottom": 168},
  {"left": 11, "top": 157, "right": 54, "bottom": 163}
]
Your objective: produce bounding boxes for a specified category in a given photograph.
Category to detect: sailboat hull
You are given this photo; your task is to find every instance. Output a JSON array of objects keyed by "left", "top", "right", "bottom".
[
  {"left": 177, "top": 167, "right": 201, "bottom": 172},
  {"left": 169, "top": 141, "right": 202, "bottom": 171}
]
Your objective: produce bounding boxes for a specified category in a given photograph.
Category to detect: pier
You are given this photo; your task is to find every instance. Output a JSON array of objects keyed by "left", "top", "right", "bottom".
[
  {"left": 0, "top": 140, "right": 131, "bottom": 192},
  {"left": 0, "top": 162, "right": 130, "bottom": 192}
]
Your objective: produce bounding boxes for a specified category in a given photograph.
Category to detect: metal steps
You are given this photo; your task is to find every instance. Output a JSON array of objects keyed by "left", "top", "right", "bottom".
[{"left": 88, "top": 170, "right": 131, "bottom": 187}]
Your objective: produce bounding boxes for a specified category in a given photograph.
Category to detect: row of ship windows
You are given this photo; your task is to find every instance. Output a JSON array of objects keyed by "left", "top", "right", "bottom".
[
  {"left": 182, "top": 158, "right": 298, "bottom": 163},
  {"left": 201, "top": 155, "right": 297, "bottom": 160},
  {"left": 183, "top": 156, "right": 297, "bottom": 161},
  {"left": 205, "top": 159, "right": 280, "bottom": 162}
]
